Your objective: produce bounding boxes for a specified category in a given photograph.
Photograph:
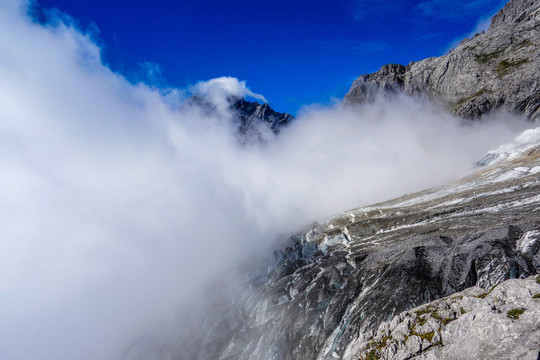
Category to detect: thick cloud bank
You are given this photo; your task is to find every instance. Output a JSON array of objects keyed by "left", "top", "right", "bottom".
[{"left": 0, "top": 1, "right": 530, "bottom": 360}]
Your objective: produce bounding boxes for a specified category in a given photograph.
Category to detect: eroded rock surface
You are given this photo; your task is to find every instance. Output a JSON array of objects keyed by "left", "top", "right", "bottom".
[
  {"left": 346, "top": 276, "right": 540, "bottom": 360},
  {"left": 344, "top": 0, "right": 540, "bottom": 120}
]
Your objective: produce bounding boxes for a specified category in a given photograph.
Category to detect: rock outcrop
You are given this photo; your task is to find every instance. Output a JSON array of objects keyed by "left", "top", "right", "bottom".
[
  {"left": 346, "top": 275, "right": 540, "bottom": 360},
  {"left": 344, "top": 0, "right": 540, "bottom": 121},
  {"left": 232, "top": 98, "right": 294, "bottom": 135}
]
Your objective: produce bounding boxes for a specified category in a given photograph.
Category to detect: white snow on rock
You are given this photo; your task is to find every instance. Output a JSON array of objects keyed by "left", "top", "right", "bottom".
[{"left": 479, "top": 127, "right": 540, "bottom": 166}]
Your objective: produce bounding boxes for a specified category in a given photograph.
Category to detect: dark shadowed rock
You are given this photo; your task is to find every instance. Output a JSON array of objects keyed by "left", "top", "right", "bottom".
[
  {"left": 232, "top": 98, "right": 294, "bottom": 135},
  {"left": 185, "top": 95, "right": 294, "bottom": 143},
  {"left": 231, "top": 98, "right": 294, "bottom": 144}
]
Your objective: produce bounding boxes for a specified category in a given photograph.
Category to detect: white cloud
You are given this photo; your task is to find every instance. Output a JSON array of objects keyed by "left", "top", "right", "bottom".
[
  {"left": 0, "top": 1, "right": 531, "bottom": 360},
  {"left": 190, "top": 76, "right": 267, "bottom": 110}
]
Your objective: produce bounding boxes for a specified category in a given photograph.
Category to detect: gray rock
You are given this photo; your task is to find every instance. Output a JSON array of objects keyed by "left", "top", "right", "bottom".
[
  {"left": 232, "top": 98, "right": 294, "bottom": 136},
  {"left": 405, "top": 335, "right": 422, "bottom": 354},
  {"left": 392, "top": 320, "right": 410, "bottom": 342},
  {"left": 394, "top": 349, "right": 409, "bottom": 360},
  {"left": 344, "top": 0, "right": 540, "bottom": 121},
  {"left": 349, "top": 276, "right": 540, "bottom": 360},
  {"left": 518, "top": 230, "right": 540, "bottom": 268}
]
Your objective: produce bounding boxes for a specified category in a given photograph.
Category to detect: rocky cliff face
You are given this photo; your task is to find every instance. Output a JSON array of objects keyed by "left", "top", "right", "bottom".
[
  {"left": 347, "top": 275, "right": 540, "bottom": 360},
  {"left": 344, "top": 0, "right": 540, "bottom": 121},
  {"left": 138, "top": 128, "right": 540, "bottom": 360},
  {"left": 232, "top": 98, "right": 294, "bottom": 135}
]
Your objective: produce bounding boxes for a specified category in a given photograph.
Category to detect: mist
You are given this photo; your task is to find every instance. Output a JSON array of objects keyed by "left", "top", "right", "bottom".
[{"left": 0, "top": 1, "right": 531, "bottom": 360}]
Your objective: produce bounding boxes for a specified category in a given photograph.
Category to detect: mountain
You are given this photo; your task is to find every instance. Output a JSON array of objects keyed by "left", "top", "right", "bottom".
[
  {"left": 232, "top": 98, "right": 295, "bottom": 135},
  {"left": 344, "top": 0, "right": 540, "bottom": 121},
  {"left": 349, "top": 275, "right": 540, "bottom": 359},
  {"left": 160, "top": 128, "right": 539, "bottom": 360},
  {"left": 126, "top": 1, "right": 540, "bottom": 359},
  {"left": 187, "top": 95, "right": 294, "bottom": 142}
]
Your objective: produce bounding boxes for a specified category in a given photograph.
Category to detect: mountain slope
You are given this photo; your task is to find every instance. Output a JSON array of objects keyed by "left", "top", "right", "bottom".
[
  {"left": 146, "top": 128, "right": 540, "bottom": 360},
  {"left": 344, "top": 0, "right": 540, "bottom": 120},
  {"left": 347, "top": 275, "right": 540, "bottom": 360}
]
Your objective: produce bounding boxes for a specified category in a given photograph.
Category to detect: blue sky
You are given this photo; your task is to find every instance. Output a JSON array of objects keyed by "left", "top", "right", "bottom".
[{"left": 35, "top": 0, "right": 506, "bottom": 115}]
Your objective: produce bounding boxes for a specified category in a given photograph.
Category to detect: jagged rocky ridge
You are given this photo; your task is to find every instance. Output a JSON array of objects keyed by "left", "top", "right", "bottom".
[
  {"left": 232, "top": 98, "right": 294, "bottom": 135},
  {"left": 187, "top": 94, "right": 294, "bottom": 142},
  {"left": 148, "top": 127, "right": 540, "bottom": 360},
  {"left": 344, "top": 0, "right": 540, "bottom": 121}
]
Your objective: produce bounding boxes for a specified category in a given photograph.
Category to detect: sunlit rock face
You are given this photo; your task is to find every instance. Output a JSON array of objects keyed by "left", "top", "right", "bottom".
[
  {"left": 345, "top": 275, "right": 540, "bottom": 360},
  {"left": 344, "top": 0, "right": 540, "bottom": 121}
]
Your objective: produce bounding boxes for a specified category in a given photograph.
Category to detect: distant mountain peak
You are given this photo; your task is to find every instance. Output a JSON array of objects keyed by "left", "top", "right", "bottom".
[
  {"left": 490, "top": 0, "right": 539, "bottom": 30},
  {"left": 184, "top": 94, "right": 294, "bottom": 142},
  {"left": 232, "top": 98, "right": 294, "bottom": 135}
]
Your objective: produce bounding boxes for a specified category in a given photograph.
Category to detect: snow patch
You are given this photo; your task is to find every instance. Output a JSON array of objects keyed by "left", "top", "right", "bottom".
[{"left": 479, "top": 127, "right": 540, "bottom": 166}]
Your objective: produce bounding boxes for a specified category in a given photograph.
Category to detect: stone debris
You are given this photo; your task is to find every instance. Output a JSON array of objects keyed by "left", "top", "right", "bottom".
[{"left": 347, "top": 276, "right": 540, "bottom": 360}]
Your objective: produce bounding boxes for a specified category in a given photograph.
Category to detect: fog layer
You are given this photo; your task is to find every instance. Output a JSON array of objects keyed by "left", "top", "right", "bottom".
[{"left": 0, "top": 2, "right": 528, "bottom": 359}]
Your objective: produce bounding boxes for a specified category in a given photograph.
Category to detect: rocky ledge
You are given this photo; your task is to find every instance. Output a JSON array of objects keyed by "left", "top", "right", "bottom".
[
  {"left": 344, "top": 0, "right": 540, "bottom": 121},
  {"left": 347, "top": 275, "right": 540, "bottom": 360}
]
